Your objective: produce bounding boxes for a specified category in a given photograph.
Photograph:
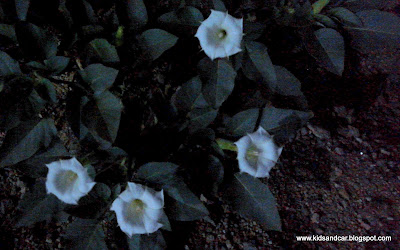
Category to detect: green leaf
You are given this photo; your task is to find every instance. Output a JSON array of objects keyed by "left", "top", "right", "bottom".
[
  {"left": 315, "top": 28, "right": 345, "bottom": 76},
  {"left": 79, "top": 64, "right": 119, "bottom": 94},
  {"left": 15, "top": 0, "right": 30, "bottom": 21},
  {"left": 212, "top": 0, "right": 227, "bottom": 12},
  {"left": 15, "top": 22, "right": 58, "bottom": 59},
  {"left": 243, "top": 21, "right": 266, "bottom": 41},
  {"left": 137, "top": 162, "right": 179, "bottom": 184},
  {"left": 344, "top": 0, "right": 394, "bottom": 12},
  {"left": 173, "top": 76, "right": 208, "bottom": 114},
  {"left": 158, "top": 6, "right": 204, "bottom": 35},
  {"left": 0, "top": 119, "right": 58, "bottom": 167},
  {"left": 137, "top": 162, "right": 209, "bottom": 221},
  {"left": 313, "top": 14, "right": 337, "bottom": 29},
  {"left": 274, "top": 66, "right": 303, "bottom": 96},
  {"left": 328, "top": 7, "right": 362, "bottom": 27},
  {"left": 86, "top": 38, "right": 120, "bottom": 64},
  {"left": 226, "top": 108, "right": 259, "bottom": 137},
  {"left": 138, "top": 29, "right": 178, "bottom": 61},
  {"left": 0, "top": 51, "right": 21, "bottom": 76},
  {"left": 345, "top": 10, "right": 400, "bottom": 53},
  {"left": 92, "top": 183, "right": 111, "bottom": 201},
  {"left": 125, "top": 0, "right": 148, "bottom": 31},
  {"left": 164, "top": 178, "right": 209, "bottom": 221},
  {"left": 16, "top": 137, "right": 68, "bottom": 178},
  {"left": 188, "top": 107, "right": 218, "bottom": 133},
  {"left": 0, "top": 24, "right": 17, "bottom": 43},
  {"left": 259, "top": 106, "right": 312, "bottom": 132},
  {"left": 44, "top": 56, "right": 70, "bottom": 74},
  {"left": 81, "top": 91, "right": 122, "bottom": 144},
  {"left": 16, "top": 179, "right": 65, "bottom": 227},
  {"left": 224, "top": 173, "right": 281, "bottom": 231},
  {"left": 198, "top": 57, "right": 236, "bottom": 109},
  {"left": 244, "top": 41, "right": 277, "bottom": 86},
  {"left": 85, "top": 164, "right": 96, "bottom": 180},
  {"left": 36, "top": 78, "right": 57, "bottom": 103},
  {"left": 64, "top": 218, "right": 107, "bottom": 250},
  {"left": 128, "top": 230, "right": 166, "bottom": 250},
  {"left": 303, "top": 28, "right": 344, "bottom": 76}
]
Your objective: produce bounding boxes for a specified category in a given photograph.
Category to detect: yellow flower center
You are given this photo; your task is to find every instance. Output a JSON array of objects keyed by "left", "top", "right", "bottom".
[
  {"left": 55, "top": 170, "right": 79, "bottom": 193},
  {"left": 245, "top": 144, "right": 260, "bottom": 166},
  {"left": 217, "top": 29, "right": 227, "bottom": 39},
  {"left": 130, "top": 199, "right": 145, "bottom": 213}
]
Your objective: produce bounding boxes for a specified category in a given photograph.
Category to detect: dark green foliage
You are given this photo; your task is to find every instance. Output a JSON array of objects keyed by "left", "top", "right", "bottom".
[
  {"left": 198, "top": 57, "right": 236, "bottom": 109},
  {"left": 128, "top": 230, "right": 167, "bottom": 250},
  {"left": 16, "top": 179, "right": 66, "bottom": 227},
  {"left": 224, "top": 173, "right": 281, "bottom": 231},
  {"left": 64, "top": 218, "right": 107, "bottom": 250}
]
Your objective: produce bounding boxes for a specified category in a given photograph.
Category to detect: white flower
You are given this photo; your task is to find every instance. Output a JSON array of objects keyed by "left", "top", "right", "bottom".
[
  {"left": 45, "top": 157, "right": 96, "bottom": 205},
  {"left": 111, "top": 182, "right": 164, "bottom": 236},
  {"left": 235, "top": 127, "right": 283, "bottom": 178},
  {"left": 195, "top": 10, "right": 243, "bottom": 60}
]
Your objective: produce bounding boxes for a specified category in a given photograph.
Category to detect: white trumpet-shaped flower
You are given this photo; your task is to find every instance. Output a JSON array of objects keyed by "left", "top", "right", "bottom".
[
  {"left": 235, "top": 127, "right": 283, "bottom": 178},
  {"left": 111, "top": 182, "right": 164, "bottom": 236},
  {"left": 195, "top": 10, "right": 243, "bottom": 60},
  {"left": 45, "top": 157, "right": 96, "bottom": 205}
]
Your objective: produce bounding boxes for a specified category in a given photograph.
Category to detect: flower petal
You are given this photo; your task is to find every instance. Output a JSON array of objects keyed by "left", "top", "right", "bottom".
[{"left": 141, "top": 188, "right": 164, "bottom": 209}]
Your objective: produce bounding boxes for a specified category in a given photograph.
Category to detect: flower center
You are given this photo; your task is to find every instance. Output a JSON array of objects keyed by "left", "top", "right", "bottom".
[
  {"left": 130, "top": 199, "right": 145, "bottom": 213},
  {"left": 245, "top": 144, "right": 260, "bottom": 166},
  {"left": 217, "top": 29, "right": 227, "bottom": 39},
  {"left": 55, "top": 170, "right": 79, "bottom": 193}
]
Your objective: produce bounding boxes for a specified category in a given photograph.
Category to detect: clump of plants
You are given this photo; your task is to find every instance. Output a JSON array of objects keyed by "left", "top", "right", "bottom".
[{"left": 0, "top": 0, "right": 399, "bottom": 248}]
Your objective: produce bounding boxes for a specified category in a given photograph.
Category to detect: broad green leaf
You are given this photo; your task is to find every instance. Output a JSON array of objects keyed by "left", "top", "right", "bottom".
[
  {"left": 86, "top": 39, "right": 120, "bottom": 64},
  {"left": 125, "top": 0, "right": 148, "bottom": 31},
  {"left": 0, "top": 24, "right": 17, "bottom": 42},
  {"left": 15, "top": 22, "right": 57, "bottom": 59},
  {"left": 344, "top": 0, "right": 396, "bottom": 12},
  {"left": 304, "top": 28, "right": 345, "bottom": 76},
  {"left": 274, "top": 66, "right": 303, "bottom": 96},
  {"left": 224, "top": 173, "right": 281, "bottom": 231},
  {"left": 226, "top": 108, "right": 259, "bottom": 137},
  {"left": 345, "top": 10, "right": 400, "bottom": 53},
  {"left": 16, "top": 137, "right": 68, "bottom": 178},
  {"left": 244, "top": 41, "right": 277, "bottom": 86},
  {"left": 81, "top": 91, "right": 122, "bottom": 144},
  {"left": 16, "top": 179, "right": 65, "bottom": 227},
  {"left": 85, "top": 164, "right": 96, "bottom": 180},
  {"left": 173, "top": 76, "right": 208, "bottom": 113},
  {"left": 328, "top": 7, "right": 362, "bottom": 27},
  {"left": 243, "top": 21, "right": 266, "bottom": 41},
  {"left": 138, "top": 29, "right": 178, "bottom": 61},
  {"left": 213, "top": 0, "right": 226, "bottom": 12},
  {"left": 26, "top": 61, "right": 47, "bottom": 70},
  {"left": 79, "top": 64, "right": 119, "bottom": 94},
  {"left": 0, "top": 119, "right": 58, "bottom": 167},
  {"left": 15, "top": 0, "right": 30, "bottom": 21},
  {"left": 260, "top": 106, "right": 312, "bottom": 131},
  {"left": 128, "top": 230, "right": 166, "bottom": 250},
  {"left": 188, "top": 107, "right": 218, "bottom": 133},
  {"left": 158, "top": 6, "right": 204, "bottom": 35},
  {"left": 64, "top": 218, "right": 107, "bottom": 250},
  {"left": 137, "top": 162, "right": 179, "bottom": 184},
  {"left": 0, "top": 51, "right": 21, "bottom": 76},
  {"left": 164, "top": 178, "right": 209, "bottom": 221},
  {"left": 36, "top": 78, "right": 57, "bottom": 103},
  {"left": 313, "top": 14, "right": 337, "bottom": 29},
  {"left": 198, "top": 57, "right": 236, "bottom": 108},
  {"left": 312, "top": 0, "right": 329, "bottom": 14},
  {"left": 44, "top": 56, "right": 70, "bottom": 74},
  {"left": 92, "top": 183, "right": 111, "bottom": 201}
]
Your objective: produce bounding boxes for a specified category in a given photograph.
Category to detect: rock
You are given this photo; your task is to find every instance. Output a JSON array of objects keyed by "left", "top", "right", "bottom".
[
  {"left": 307, "top": 124, "right": 331, "bottom": 140},
  {"left": 311, "top": 213, "right": 319, "bottom": 224},
  {"left": 315, "top": 228, "right": 324, "bottom": 234}
]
